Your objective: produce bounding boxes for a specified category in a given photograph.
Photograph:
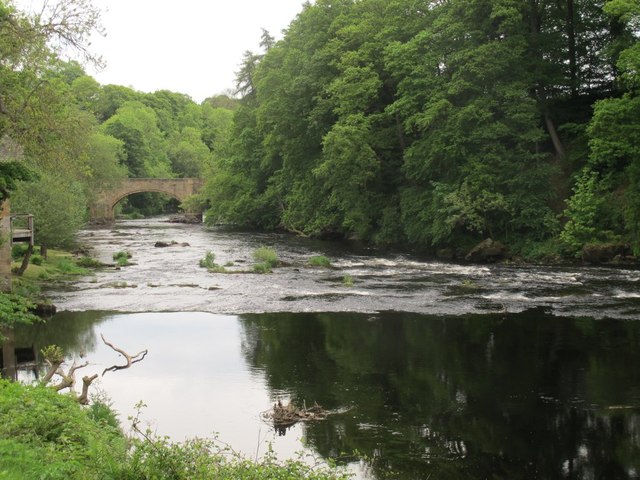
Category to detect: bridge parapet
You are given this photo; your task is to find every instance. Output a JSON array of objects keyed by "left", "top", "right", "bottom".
[{"left": 89, "top": 178, "right": 204, "bottom": 223}]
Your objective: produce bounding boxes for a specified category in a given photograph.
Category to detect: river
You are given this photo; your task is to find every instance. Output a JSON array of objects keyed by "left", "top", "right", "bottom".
[{"left": 13, "top": 218, "right": 640, "bottom": 479}]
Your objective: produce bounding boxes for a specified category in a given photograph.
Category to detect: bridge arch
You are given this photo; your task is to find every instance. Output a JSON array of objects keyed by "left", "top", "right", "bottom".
[{"left": 89, "top": 178, "right": 204, "bottom": 223}]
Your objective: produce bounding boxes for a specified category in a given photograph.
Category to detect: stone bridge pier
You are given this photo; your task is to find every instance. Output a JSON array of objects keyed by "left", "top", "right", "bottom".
[{"left": 89, "top": 178, "right": 204, "bottom": 223}]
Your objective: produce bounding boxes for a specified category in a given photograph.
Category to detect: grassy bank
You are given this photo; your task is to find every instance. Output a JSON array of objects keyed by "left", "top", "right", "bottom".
[
  {"left": 0, "top": 380, "right": 350, "bottom": 479},
  {"left": 10, "top": 248, "right": 97, "bottom": 297}
]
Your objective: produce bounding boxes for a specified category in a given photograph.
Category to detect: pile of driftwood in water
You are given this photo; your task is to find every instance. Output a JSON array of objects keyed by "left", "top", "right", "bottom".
[{"left": 262, "top": 400, "right": 330, "bottom": 429}]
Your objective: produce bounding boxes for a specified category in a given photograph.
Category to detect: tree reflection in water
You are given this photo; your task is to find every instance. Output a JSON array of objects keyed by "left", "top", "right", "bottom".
[{"left": 239, "top": 309, "right": 640, "bottom": 480}]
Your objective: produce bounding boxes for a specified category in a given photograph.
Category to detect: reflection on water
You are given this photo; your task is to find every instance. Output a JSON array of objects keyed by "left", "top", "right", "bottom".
[{"left": 15, "top": 309, "right": 640, "bottom": 479}]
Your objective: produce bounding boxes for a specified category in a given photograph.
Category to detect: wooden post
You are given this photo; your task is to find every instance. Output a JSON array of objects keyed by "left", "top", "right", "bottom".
[{"left": 0, "top": 200, "right": 12, "bottom": 292}]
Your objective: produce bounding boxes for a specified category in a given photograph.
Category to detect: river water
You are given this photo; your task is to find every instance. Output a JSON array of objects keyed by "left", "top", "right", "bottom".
[{"left": 14, "top": 218, "right": 640, "bottom": 479}]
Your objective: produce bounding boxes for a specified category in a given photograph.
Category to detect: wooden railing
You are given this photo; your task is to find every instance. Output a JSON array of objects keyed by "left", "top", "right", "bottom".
[{"left": 10, "top": 214, "right": 34, "bottom": 246}]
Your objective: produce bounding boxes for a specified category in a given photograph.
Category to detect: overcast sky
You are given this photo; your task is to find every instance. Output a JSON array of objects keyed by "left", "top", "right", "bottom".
[{"left": 19, "top": 0, "right": 309, "bottom": 102}]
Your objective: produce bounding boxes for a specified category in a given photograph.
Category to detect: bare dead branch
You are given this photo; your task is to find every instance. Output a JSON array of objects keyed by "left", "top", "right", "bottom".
[
  {"left": 50, "top": 359, "right": 88, "bottom": 392},
  {"left": 101, "top": 334, "right": 148, "bottom": 376},
  {"left": 78, "top": 374, "right": 98, "bottom": 405}
]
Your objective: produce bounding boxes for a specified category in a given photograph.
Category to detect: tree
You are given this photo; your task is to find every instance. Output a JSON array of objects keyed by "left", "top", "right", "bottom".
[
  {"left": 101, "top": 101, "right": 171, "bottom": 178},
  {"left": 12, "top": 173, "right": 86, "bottom": 250}
]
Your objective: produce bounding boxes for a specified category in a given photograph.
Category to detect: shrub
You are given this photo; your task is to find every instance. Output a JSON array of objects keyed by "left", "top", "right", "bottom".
[
  {"left": 30, "top": 254, "right": 43, "bottom": 265},
  {"left": 309, "top": 255, "right": 332, "bottom": 268},
  {"left": 76, "top": 256, "right": 103, "bottom": 268},
  {"left": 253, "top": 262, "right": 272, "bottom": 274},
  {"left": 342, "top": 274, "right": 354, "bottom": 287},
  {"left": 0, "top": 381, "right": 350, "bottom": 480},
  {"left": 253, "top": 247, "right": 279, "bottom": 268},
  {"left": 55, "top": 257, "right": 87, "bottom": 274},
  {"left": 199, "top": 251, "right": 216, "bottom": 269},
  {"left": 11, "top": 244, "right": 29, "bottom": 260},
  {"left": 199, "top": 251, "right": 227, "bottom": 273},
  {"left": 113, "top": 251, "right": 132, "bottom": 267}
]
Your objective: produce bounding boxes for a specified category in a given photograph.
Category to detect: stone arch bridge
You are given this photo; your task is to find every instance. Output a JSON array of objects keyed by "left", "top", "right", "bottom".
[{"left": 89, "top": 178, "right": 204, "bottom": 223}]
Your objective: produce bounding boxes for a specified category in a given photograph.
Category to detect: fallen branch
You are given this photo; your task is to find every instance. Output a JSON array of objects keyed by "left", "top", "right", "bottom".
[
  {"left": 262, "top": 400, "right": 330, "bottom": 430},
  {"left": 50, "top": 360, "right": 89, "bottom": 391},
  {"left": 101, "top": 334, "right": 148, "bottom": 376}
]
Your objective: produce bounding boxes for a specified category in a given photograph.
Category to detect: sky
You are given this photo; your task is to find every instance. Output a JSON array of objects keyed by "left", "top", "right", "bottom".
[{"left": 19, "top": 0, "right": 310, "bottom": 102}]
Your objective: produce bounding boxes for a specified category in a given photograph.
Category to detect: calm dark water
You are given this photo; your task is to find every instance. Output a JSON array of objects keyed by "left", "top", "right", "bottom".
[
  {"left": 6, "top": 218, "right": 640, "bottom": 479},
  {"left": 13, "top": 309, "right": 640, "bottom": 479}
]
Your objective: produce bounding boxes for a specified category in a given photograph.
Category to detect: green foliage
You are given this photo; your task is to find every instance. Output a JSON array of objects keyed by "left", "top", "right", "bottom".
[
  {"left": 11, "top": 243, "right": 29, "bottom": 260},
  {"left": 560, "top": 170, "right": 608, "bottom": 256},
  {"left": 253, "top": 247, "right": 279, "bottom": 268},
  {"left": 309, "top": 255, "right": 332, "bottom": 268},
  {"left": 199, "top": 251, "right": 227, "bottom": 273},
  {"left": 342, "top": 274, "right": 354, "bottom": 287},
  {"left": 30, "top": 253, "right": 43, "bottom": 265},
  {"left": 113, "top": 250, "right": 132, "bottom": 267},
  {"left": 53, "top": 257, "right": 89, "bottom": 275},
  {"left": 0, "top": 379, "right": 128, "bottom": 479},
  {"left": 41, "top": 344, "right": 65, "bottom": 364},
  {"left": 0, "top": 380, "right": 348, "bottom": 480},
  {"left": 76, "top": 256, "right": 104, "bottom": 268},
  {"left": 253, "top": 262, "right": 272, "bottom": 274},
  {"left": 11, "top": 173, "right": 87, "bottom": 249},
  {"left": 0, "top": 293, "right": 39, "bottom": 332}
]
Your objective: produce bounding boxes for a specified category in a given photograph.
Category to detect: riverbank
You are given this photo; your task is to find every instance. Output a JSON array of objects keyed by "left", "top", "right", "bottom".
[{"left": 0, "top": 379, "right": 350, "bottom": 480}]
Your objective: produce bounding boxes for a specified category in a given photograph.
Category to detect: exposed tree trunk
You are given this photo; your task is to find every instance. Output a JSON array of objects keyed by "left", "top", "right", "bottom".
[
  {"left": 40, "top": 245, "right": 48, "bottom": 260},
  {"left": 78, "top": 374, "right": 98, "bottom": 405},
  {"left": 544, "top": 113, "right": 566, "bottom": 158},
  {"left": 16, "top": 243, "right": 33, "bottom": 276}
]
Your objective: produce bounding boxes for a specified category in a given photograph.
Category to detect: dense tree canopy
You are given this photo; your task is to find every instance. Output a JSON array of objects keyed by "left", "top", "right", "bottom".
[
  {"left": 0, "top": 0, "right": 236, "bottom": 248},
  {"left": 199, "top": 0, "right": 640, "bottom": 257},
  {"left": 1, "top": 0, "right": 638, "bottom": 258}
]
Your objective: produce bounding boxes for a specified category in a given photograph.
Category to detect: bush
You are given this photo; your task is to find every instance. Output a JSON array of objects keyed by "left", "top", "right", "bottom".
[
  {"left": 30, "top": 254, "right": 43, "bottom": 265},
  {"left": 199, "top": 251, "right": 227, "bottom": 273},
  {"left": 54, "top": 257, "right": 88, "bottom": 274},
  {"left": 309, "top": 255, "right": 332, "bottom": 268},
  {"left": 0, "top": 379, "right": 128, "bottom": 479},
  {"left": 11, "top": 244, "right": 28, "bottom": 260},
  {"left": 113, "top": 250, "right": 132, "bottom": 267},
  {"left": 76, "top": 256, "right": 103, "bottom": 268},
  {"left": 0, "top": 380, "right": 350, "bottom": 480},
  {"left": 253, "top": 247, "right": 279, "bottom": 268},
  {"left": 199, "top": 251, "right": 216, "bottom": 269},
  {"left": 342, "top": 274, "right": 354, "bottom": 287},
  {"left": 253, "top": 262, "right": 272, "bottom": 274}
]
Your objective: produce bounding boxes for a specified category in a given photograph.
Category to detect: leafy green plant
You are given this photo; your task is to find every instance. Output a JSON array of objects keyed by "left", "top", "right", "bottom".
[
  {"left": 113, "top": 250, "right": 132, "bottom": 266},
  {"left": 76, "top": 256, "right": 104, "bottom": 268},
  {"left": 199, "top": 251, "right": 216, "bottom": 269},
  {"left": 253, "top": 262, "right": 272, "bottom": 274},
  {"left": 199, "top": 251, "right": 227, "bottom": 273},
  {"left": 253, "top": 247, "right": 279, "bottom": 267},
  {"left": 30, "top": 253, "right": 43, "bottom": 265},
  {"left": 0, "top": 293, "right": 40, "bottom": 336},
  {"left": 0, "top": 380, "right": 350, "bottom": 480},
  {"left": 54, "top": 257, "right": 88, "bottom": 274},
  {"left": 309, "top": 255, "right": 332, "bottom": 268},
  {"left": 342, "top": 274, "right": 354, "bottom": 287}
]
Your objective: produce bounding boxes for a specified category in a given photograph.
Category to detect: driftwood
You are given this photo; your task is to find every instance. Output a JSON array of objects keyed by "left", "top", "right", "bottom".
[
  {"left": 41, "top": 335, "right": 147, "bottom": 404},
  {"left": 100, "top": 334, "right": 148, "bottom": 376},
  {"left": 262, "top": 400, "right": 330, "bottom": 430}
]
